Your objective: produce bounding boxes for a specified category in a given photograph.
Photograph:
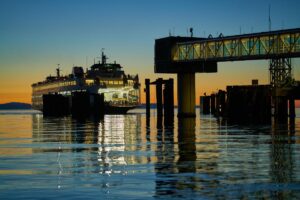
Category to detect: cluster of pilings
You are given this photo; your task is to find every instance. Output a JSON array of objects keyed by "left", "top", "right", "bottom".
[
  {"left": 43, "top": 92, "right": 104, "bottom": 117},
  {"left": 226, "top": 85, "right": 272, "bottom": 124},
  {"left": 201, "top": 84, "right": 297, "bottom": 124},
  {"left": 145, "top": 78, "right": 174, "bottom": 125},
  {"left": 273, "top": 88, "right": 297, "bottom": 124},
  {"left": 200, "top": 90, "right": 226, "bottom": 117}
]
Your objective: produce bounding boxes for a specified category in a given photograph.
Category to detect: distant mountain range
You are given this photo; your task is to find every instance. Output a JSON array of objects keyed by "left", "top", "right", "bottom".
[{"left": 0, "top": 102, "right": 32, "bottom": 110}]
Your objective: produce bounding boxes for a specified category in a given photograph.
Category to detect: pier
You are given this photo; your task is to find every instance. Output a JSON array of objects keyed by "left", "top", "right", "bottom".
[{"left": 155, "top": 28, "right": 300, "bottom": 121}]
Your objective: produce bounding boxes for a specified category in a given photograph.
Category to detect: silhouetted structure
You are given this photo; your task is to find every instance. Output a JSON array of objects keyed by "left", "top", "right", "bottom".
[
  {"left": 43, "top": 94, "right": 69, "bottom": 116},
  {"left": 215, "top": 90, "right": 226, "bottom": 117},
  {"left": 163, "top": 79, "right": 174, "bottom": 117},
  {"left": 71, "top": 92, "right": 104, "bottom": 118},
  {"left": 144, "top": 78, "right": 174, "bottom": 118},
  {"left": 272, "top": 86, "right": 300, "bottom": 124},
  {"left": 226, "top": 85, "right": 272, "bottom": 124},
  {"left": 210, "top": 93, "right": 216, "bottom": 114},
  {"left": 43, "top": 92, "right": 104, "bottom": 118},
  {"left": 155, "top": 28, "right": 300, "bottom": 118},
  {"left": 156, "top": 78, "right": 163, "bottom": 117},
  {"left": 145, "top": 78, "right": 174, "bottom": 127},
  {"left": 202, "top": 83, "right": 300, "bottom": 124},
  {"left": 145, "top": 79, "right": 150, "bottom": 118},
  {"left": 200, "top": 95, "right": 210, "bottom": 114}
]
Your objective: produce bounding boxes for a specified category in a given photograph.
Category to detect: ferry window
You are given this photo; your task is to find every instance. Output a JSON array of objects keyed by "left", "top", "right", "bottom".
[
  {"left": 109, "top": 81, "right": 113, "bottom": 85},
  {"left": 112, "top": 93, "right": 118, "bottom": 98},
  {"left": 85, "top": 79, "right": 94, "bottom": 85}
]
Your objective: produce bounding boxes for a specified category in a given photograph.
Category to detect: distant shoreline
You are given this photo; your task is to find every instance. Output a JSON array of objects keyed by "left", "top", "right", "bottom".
[
  {"left": 0, "top": 102, "right": 32, "bottom": 110},
  {"left": 1, "top": 102, "right": 299, "bottom": 110}
]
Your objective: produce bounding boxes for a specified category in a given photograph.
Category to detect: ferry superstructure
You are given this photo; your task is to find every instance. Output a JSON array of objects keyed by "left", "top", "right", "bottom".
[{"left": 32, "top": 52, "right": 140, "bottom": 113}]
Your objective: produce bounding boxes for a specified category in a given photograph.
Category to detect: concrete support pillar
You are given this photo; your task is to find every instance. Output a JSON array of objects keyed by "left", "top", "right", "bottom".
[
  {"left": 145, "top": 79, "right": 150, "bottom": 118},
  {"left": 156, "top": 78, "right": 163, "bottom": 117},
  {"left": 177, "top": 73, "right": 196, "bottom": 118}
]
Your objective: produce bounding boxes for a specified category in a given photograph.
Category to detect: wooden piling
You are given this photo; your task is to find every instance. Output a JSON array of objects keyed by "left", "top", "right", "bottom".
[
  {"left": 163, "top": 78, "right": 174, "bottom": 117},
  {"left": 156, "top": 78, "right": 163, "bottom": 117},
  {"left": 163, "top": 79, "right": 174, "bottom": 126},
  {"left": 210, "top": 94, "right": 216, "bottom": 115},
  {"left": 200, "top": 95, "right": 210, "bottom": 114},
  {"left": 215, "top": 90, "right": 226, "bottom": 117},
  {"left": 145, "top": 79, "right": 150, "bottom": 118}
]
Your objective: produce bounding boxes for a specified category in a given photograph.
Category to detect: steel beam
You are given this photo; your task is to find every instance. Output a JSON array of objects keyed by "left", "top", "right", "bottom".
[{"left": 171, "top": 28, "right": 300, "bottom": 62}]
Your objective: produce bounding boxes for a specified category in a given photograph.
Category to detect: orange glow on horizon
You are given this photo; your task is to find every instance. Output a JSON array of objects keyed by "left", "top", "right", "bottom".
[
  {"left": 0, "top": 93, "right": 31, "bottom": 104},
  {"left": 1, "top": 70, "right": 300, "bottom": 108},
  {"left": 296, "top": 100, "right": 300, "bottom": 108},
  {"left": 1, "top": 86, "right": 300, "bottom": 108}
]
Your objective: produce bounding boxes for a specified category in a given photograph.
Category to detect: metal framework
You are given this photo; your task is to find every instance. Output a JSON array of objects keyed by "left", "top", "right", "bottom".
[
  {"left": 269, "top": 58, "right": 292, "bottom": 87},
  {"left": 173, "top": 28, "right": 300, "bottom": 62}
]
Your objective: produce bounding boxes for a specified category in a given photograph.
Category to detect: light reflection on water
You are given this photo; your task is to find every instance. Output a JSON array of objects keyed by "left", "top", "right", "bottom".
[{"left": 0, "top": 108, "right": 300, "bottom": 199}]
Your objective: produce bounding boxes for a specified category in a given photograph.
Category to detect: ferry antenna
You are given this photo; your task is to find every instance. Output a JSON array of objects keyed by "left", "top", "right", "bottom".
[{"left": 56, "top": 64, "right": 61, "bottom": 77}]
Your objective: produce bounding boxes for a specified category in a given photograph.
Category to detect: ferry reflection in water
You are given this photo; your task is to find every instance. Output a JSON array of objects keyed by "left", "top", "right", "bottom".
[
  {"left": 31, "top": 114, "right": 143, "bottom": 192},
  {"left": 98, "top": 115, "right": 127, "bottom": 176},
  {"left": 2, "top": 110, "right": 295, "bottom": 199}
]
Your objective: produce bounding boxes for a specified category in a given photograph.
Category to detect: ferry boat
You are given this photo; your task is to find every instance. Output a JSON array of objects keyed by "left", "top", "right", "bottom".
[{"left": 31, "top": 52, "right": 140, "bottom": 114}]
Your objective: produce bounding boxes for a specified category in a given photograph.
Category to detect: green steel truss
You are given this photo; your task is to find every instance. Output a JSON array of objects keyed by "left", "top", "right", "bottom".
[
  {"left": 270, "top": 58, "right": 293, "bottom": 87},
  {"left": 173, "top": 28, "right": 300, "bottom": 62}
]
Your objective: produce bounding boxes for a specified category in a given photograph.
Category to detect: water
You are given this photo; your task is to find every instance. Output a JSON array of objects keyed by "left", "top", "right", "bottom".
[{"left": 0, "top": 108, "right": 300, "bottom": 200}]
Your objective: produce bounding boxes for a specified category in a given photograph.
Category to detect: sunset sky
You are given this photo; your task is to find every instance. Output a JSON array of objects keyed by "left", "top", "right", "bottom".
[{"left": 0, "top": 0, "right": 300, "bottom": 105}]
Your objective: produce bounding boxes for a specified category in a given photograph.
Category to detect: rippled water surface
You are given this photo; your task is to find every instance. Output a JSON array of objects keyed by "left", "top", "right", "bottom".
[{"left": 0, "top": 109, "right": 300, "bottom": 199}]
